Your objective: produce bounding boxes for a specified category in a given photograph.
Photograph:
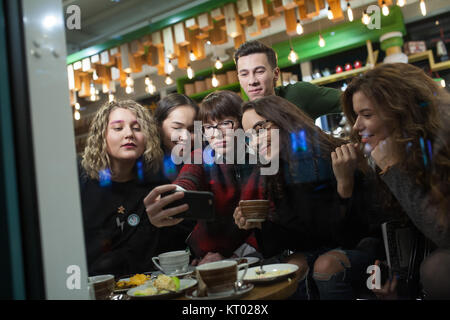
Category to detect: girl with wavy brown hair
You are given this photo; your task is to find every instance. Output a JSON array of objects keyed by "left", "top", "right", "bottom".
[
  {"left": 79, "top": 100, "right": 190, "bottom": 277},
  {"left": 338, "top": 63, "right": 450, "bottom": 299},
  {"left": 234, "top": 95, "right": 374, "bottom": 300}
]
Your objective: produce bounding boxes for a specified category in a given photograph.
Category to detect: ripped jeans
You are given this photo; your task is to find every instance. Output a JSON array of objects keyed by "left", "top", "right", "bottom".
[
  {"left": 311, "top": 248, "right": 372, "bottom": 300},
  {"left": 288, "top": 241, "right": 377, "bottom": 300}
]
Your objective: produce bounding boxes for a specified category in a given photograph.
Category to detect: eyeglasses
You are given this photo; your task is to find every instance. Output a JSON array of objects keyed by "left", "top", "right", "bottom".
[
  {"left": 203, "top": 120, "right": 235, "bottom": 137},
  {"left": 252, "top": 119, "right": 273, "bottom": 133}
]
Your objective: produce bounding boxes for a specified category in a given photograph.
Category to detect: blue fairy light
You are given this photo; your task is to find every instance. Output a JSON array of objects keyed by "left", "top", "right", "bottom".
[
  {"left": 202, "top": 145, "right": 215, "bottom": 166},
  {"left": 136, "top": 159, "right": 144, "bottom": 182},
  {"left": 426, "top": 139, "right": 433, "bottom": 163},
  {"left": 99, "top": 168, "right": 112, "bottom": 187},
  {"left": 290, "top": 130, "right": 308, "bottom": 153},
  {"left": 419, "top": 137, "right": 428, "bottom": 167},
  {"left": 163, "top": 155, "right": 177, "bottom": 179}
]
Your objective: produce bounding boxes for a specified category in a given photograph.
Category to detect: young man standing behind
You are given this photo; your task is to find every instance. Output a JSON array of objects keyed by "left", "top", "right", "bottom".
[{"left": 235, "top": 40, "right": 341, "bottom": 120}]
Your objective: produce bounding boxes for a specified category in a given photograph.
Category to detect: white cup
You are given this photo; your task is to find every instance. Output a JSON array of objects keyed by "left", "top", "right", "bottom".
[{"left": 152, "top": 250, "right": 189, "bottom": 275}]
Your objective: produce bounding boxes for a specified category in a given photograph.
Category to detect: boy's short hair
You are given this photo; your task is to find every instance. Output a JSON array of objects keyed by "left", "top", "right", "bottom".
[{"left": 234, "top": 40, "right": 278, "bottom": 69}]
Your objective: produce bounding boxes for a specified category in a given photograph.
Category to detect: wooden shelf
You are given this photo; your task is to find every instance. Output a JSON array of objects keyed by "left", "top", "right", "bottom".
[
  {"left": 309, "top": 65, "right": 373, "bottom": 85},
  {"left": 407, "top": 50, "right": 450, "bottom": 72},
  {"left": 407, "top": 50, "right": 432, "bottom": 63}
]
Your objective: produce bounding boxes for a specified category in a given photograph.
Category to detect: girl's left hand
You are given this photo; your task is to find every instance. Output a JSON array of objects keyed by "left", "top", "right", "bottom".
[
  {"left": 372, "top": 260, "right": 398, "bottom": 300},
  {"left": 370, "top": 137, "right": 400, "bottom": 172}
]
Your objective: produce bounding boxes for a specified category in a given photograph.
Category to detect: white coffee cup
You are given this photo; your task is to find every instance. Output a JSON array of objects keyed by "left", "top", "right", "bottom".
[{"left": 152, "top": 250, "right": 189, "bottom": 275}]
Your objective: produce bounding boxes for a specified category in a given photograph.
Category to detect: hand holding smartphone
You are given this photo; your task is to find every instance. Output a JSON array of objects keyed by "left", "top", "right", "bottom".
[{"left": 161, "top": 188, "right": 215, "bottom": 221}]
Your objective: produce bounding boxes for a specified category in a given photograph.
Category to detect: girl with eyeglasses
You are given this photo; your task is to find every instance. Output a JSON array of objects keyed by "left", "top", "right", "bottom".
[
  {"left": 234, "top": 95, "right": 374, "bottom": 300},
  {"left": 144, "top": 90, "right": 264, "bottom": 265}
]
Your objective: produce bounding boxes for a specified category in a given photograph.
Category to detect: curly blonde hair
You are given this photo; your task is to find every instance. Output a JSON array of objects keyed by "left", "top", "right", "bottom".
[
  {"left": 342, "top": 63, "right": 450, "bottom": 226},
  {"left": 81, "top": 100, "right": 163, "bottom": 180}
]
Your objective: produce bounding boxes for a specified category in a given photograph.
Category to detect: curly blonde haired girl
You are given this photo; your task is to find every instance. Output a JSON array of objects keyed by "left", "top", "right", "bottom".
[{"left": 81, "top": 100, "right": 163, "bottom": 180}]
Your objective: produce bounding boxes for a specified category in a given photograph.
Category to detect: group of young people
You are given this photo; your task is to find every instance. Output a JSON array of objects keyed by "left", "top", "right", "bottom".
[{"left": 78, "top": 40, "right": 450, "bottom": 300}]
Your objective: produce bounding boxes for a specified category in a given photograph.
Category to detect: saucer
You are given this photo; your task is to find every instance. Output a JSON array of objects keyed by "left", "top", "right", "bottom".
[
  {"left": 239, "top": 263, "right": 298, "bottom": 283},
  {"left": 185, "top": 283, "right": 253, "bottom": 300},
  {"left": 163, "top": 265, "right": 195, "bottom": 277},
  {"left": 224, "top": 256, "right": 260, "bottom": 266}
]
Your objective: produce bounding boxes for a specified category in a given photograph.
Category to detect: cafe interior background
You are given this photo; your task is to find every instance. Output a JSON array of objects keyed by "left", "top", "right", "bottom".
[{"left": 1, "top": 0, "right": 449, "bottom": 299}]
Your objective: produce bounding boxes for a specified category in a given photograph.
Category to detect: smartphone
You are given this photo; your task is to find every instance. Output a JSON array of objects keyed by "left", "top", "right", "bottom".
[{"left": 161, "top": 189, "right": 215, "bottom": 221}]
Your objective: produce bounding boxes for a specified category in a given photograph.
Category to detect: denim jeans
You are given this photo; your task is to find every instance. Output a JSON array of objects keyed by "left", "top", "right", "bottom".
[
  {"left": 288, "top": 238, "right": 380, "bottom": 300},
  {"left": 312, "top": 248, "right": 373, "bottom": 300}
]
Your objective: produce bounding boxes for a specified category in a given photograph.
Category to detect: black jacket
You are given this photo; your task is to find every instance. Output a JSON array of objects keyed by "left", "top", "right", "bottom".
[
  {"left": 78, "top": 162, "right": 194, "bottom": 277},
  {"left": 255, "top": 158, "right": 370, "bottom": 258}
]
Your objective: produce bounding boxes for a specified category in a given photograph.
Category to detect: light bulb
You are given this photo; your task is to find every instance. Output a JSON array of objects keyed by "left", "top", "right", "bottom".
[
  {"left": 102, "top": 83, "right": 109, "bottom": 94},
  {"left": 382, "top": 1, "right": 389, "bottom": 16},
  {"left": 92, "top": 70, "right": 98, "bottom": 81},
  {"left": 146, "top": 83, "right": 156, "bottom": 94},
  {"left": 90, "top": 83, "right": 96, "bottom": 96},
  {"left": 296, "top": 19, "right": 303, "bottom": 35},
  {"left": 288, "top": 48, "right": 298, "bottom": 63},
  {"left": 215, "top": 57, "right": 223, "bottom": 70},
  {"left": 327, "top": 6, "right": 333, "bottom": 20},
  {"left": 145, "top": 75, "right": 151, "bottom": 86},
  {"left": 108, "top": 93, "right": 115, "bottom": 102},
  {"left": 211, "top": 74, "right": 219, "bottom": 87},
  {"left": 125, "top": 85, "right": 133, "bottom": 94},
  {"left": 165, "top": 75, "right": 173, "bottom": 85},
  {"left": 318, "top": 34, "right": 326, "bottom": 48},
  {"left": 126, "top": 74, "right": 134, "bottom": 87},
  {"left": 347, "top": 3, "right": 353, "bottom": 22},
  {"left": 397, "top": 0, "right": 406, "bottom": 7},
  {"left": 74, "top": 110, "right": 80, "bottom": 121},
  {"left": 189, "top": 50, "right": 196, "bottom": 61},
  {"left": 441, "top": 79, "right": 446, "bottom": 88},
  {"left": 362, "top": 11, "right": 370, "bottom": 25},
  {"left": 74, "top": 102, "right": 80, "bottom": 110},
  {"left": 187, "top": 64, "right": 195, "bottom": 79},
  {"left": 420, "top": 0, "right": 426, "bottom": 16},
  {"left": 167, "top": 60, "right": 174, "bottom": 74}
]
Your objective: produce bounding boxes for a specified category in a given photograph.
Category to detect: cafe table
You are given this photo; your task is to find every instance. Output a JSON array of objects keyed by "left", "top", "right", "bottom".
[{"left": 176, "top": 270, "right": 301, "bottom": 300}]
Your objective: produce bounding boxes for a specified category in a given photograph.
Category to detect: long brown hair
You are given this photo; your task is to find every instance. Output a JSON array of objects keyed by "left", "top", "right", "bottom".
[
  {"left": 242, "top": 95, "right": 343, "bottom": 161},
  {"left": 242, "top": 95, "right": 344, "bottom": 200},
  {"left": 342, "top": 63, "right": 450, "bottom": 226}
]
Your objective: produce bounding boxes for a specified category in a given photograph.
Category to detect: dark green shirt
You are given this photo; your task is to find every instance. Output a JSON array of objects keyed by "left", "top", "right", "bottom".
[{"left": 275, "top": 81, "right": 342, "bottom": 120}]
